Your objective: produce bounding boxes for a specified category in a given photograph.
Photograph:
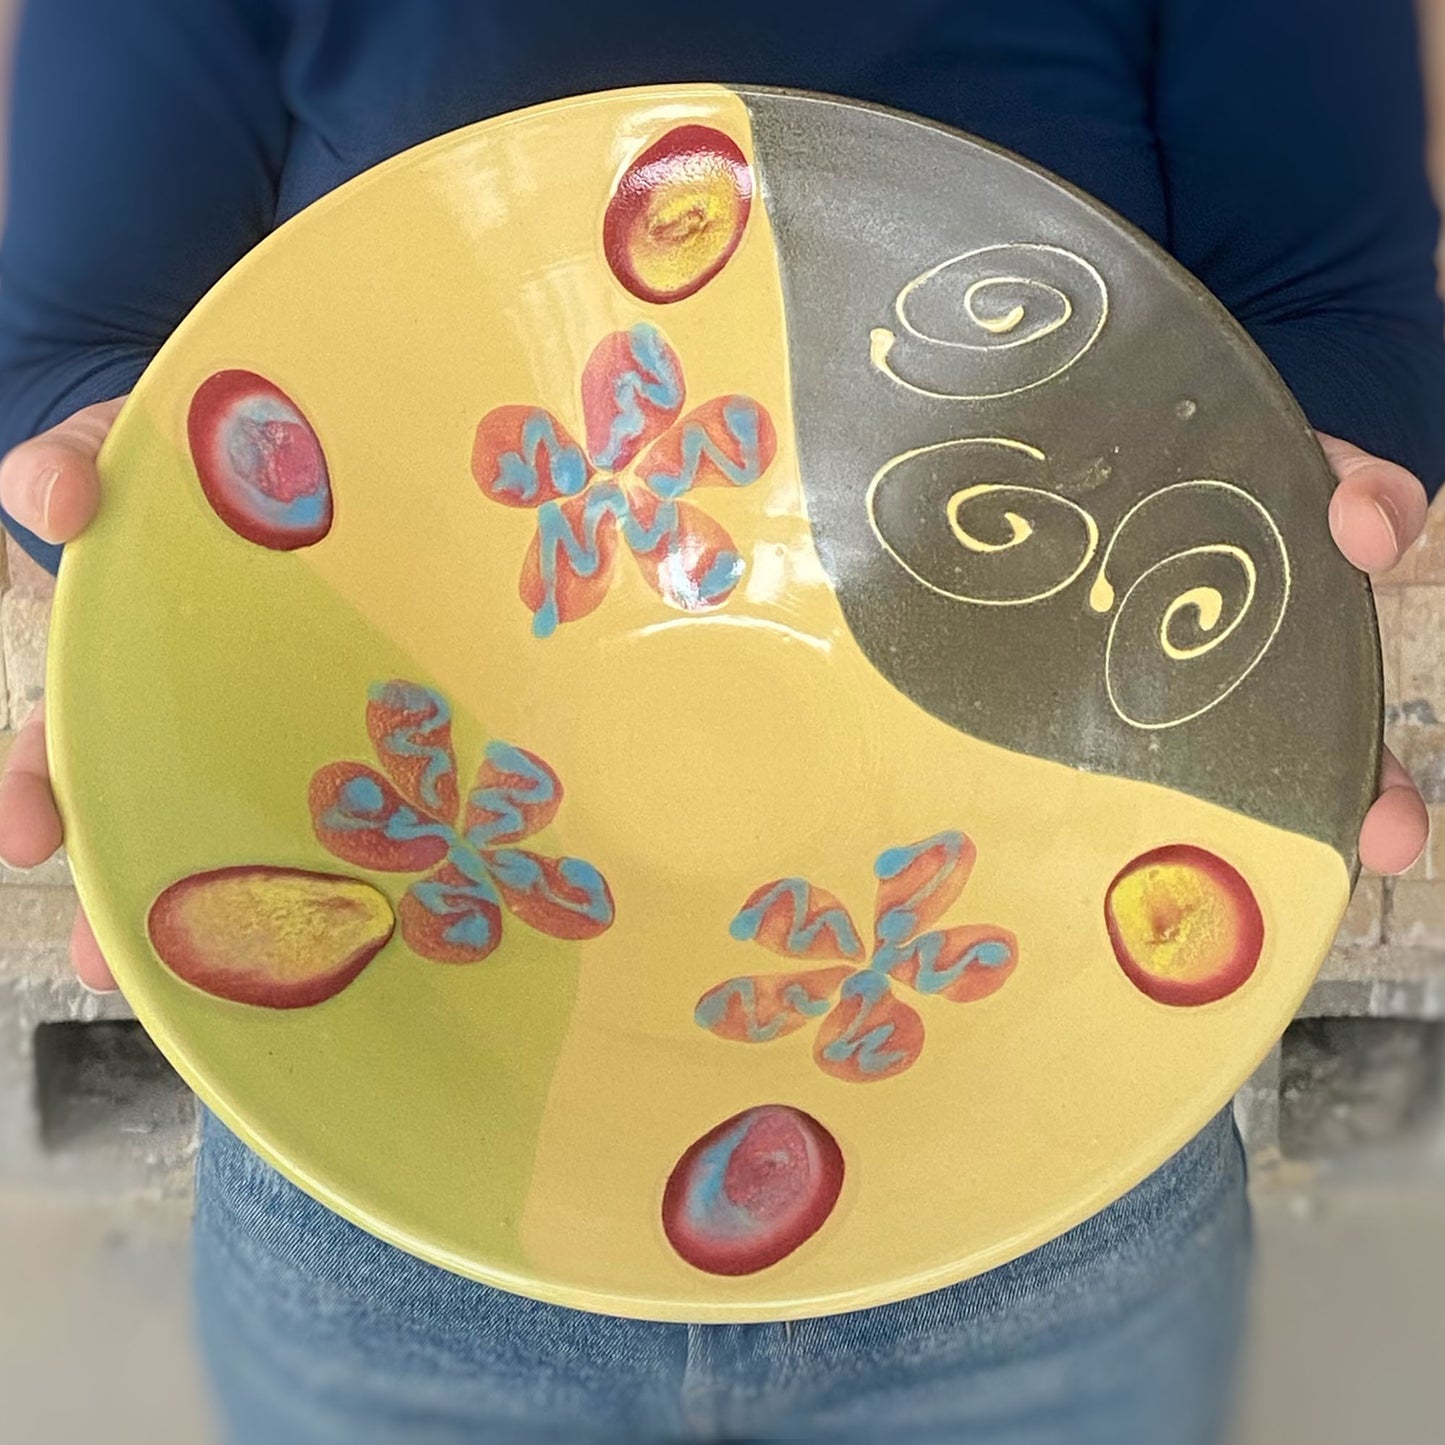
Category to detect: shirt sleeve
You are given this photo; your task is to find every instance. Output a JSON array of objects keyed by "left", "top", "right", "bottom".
[
  {"left": 0, "top": 0, "right": 289, "bottom": 572},
  {"left": 1155, "top": 0, "right": 1445, "bottom": 494}
]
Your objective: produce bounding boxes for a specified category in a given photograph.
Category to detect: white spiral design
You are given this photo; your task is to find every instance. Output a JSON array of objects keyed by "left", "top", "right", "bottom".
[
  {"left": 1090, "top": 482, "right": 1291, "bottom": 730},
  {"left": 869, "top": 243, "right": 1109, "bottom": 401},
  {"left": 867, "top": 438, "right": 1100, "bottom": 605}
]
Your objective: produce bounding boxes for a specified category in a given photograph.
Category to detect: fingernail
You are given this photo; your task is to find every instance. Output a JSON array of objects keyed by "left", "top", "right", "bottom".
[
  {"left": 29, "top": 464, "right": 60, "bottom": 533},
  {"left": 76, "top": 976, "right": 117, "bottom": 997},
  {"left": 1328, "top": 490, "right": 1344, "bottom": 533},
  {"left": 1373, "top": 496, "right": 1401, "bottom": 552}
]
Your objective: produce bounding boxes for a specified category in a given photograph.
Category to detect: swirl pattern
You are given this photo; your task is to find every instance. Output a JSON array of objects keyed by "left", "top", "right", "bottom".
[
  {"left": 1089, "top": 481, "right": 1290, "bottom": 730},
  {"left": 869, "top": 243, "right": 1108, "bottom": 401},
  {"left": 867, "top": 438, "right": 1100, "bottom": 606},
  {"left": 869, "top": 437, "right": 1290, "bottom": 731},
  {"left": 865, "top": 238, "right": 1292, "bottom": 732}
]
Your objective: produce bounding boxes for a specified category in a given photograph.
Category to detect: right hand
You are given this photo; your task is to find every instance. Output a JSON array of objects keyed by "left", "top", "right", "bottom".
[{"left": 0, "top": 397, "right": 127, "bottom": 990}]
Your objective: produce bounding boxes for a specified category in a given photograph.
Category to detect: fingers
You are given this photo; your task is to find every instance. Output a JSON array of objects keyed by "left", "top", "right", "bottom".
[
  {"left": 0, "top": 702, "right": 62, "bottom": 868},
  {"left": 70, "top": 908, "right": 116, "bottom": 992},
  {"left": 0, "top": 706, "right": 116, "bottom": 987},
  {"left": 0, "top": 398, "right": 127, "bottom": 990},
  {"left": 1320, "top": 432, "right": 1429, "bottom": 574},
  {"left": 1321, "top": 435, "right": 1432, "bottom": 870},
  {"left": 1358, "top": 746, "right": 1429, "bottom": 875},
  {"left": 0, "top": 396, "right": 124, "bottom": 545}
]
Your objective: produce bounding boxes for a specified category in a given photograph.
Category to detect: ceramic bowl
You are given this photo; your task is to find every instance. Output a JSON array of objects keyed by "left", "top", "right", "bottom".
[{"left": 48, "top": 85, "right": 1378, "bottom": 1321}]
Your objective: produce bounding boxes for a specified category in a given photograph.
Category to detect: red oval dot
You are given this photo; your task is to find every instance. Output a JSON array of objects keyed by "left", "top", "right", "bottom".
[
  {"left": 188, "top": 370, "right": 332, "bottom": 550},
  {"left": 662, "top": 1104, "right": 844, "bottom": 1276},
  {"left": 604, "top": 125, "right": 752, "bottom": 305},
  {"left": 1105, "top": 844, "right": 1264, "bottom": 1006}
]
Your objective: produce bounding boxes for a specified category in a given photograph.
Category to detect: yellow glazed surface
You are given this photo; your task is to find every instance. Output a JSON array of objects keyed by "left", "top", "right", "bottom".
[{"left": 50, "top": 86, "right": 1349, "bottom": 1320}]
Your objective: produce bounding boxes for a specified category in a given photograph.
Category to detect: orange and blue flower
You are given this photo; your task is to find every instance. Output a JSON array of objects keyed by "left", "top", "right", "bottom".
[
  {"left": 696, "top": 833, "right": 1018, "bottom": 1082},
  {"left": 309, "top": 680, "right": 614, "bottom": 962},
  {"left": 472, "top": 321, "right": 777, "bottom": 638}
]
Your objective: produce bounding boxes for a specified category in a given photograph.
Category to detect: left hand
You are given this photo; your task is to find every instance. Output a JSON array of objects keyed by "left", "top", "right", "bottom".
[{"left": 1320, "top": 431, "right": 1430, "bottom": 874}]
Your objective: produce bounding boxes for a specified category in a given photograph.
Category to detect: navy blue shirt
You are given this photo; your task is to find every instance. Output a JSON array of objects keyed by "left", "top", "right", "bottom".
[{"left": 2, "top": 0, "right": 1443, "bottom": 572}]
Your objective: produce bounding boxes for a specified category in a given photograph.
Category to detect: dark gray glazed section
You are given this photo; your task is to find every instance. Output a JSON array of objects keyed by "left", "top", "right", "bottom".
[{"left": 742, "top": 90, "right": 1379, "bottom": 867}]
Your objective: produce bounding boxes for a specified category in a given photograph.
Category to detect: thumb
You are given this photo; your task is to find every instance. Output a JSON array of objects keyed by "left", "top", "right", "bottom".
[{"left": 0, "top": 396, "right": 125, "bottom": 544}]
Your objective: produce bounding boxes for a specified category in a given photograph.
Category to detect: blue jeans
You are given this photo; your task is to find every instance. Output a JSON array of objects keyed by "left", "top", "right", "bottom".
[{"left": 194, "top": 1109, "right": 1250, "bottom": 1444}]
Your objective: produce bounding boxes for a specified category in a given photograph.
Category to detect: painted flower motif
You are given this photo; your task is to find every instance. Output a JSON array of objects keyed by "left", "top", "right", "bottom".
[
  {"left": 695, "top": 833, "right": 1018, "bottom": 1082},
  {"left": 308, "top": 680, "right": 614, "bottom": 962},
  {"left": 471, "top": 321, "right": 777, "bottom": 638}
]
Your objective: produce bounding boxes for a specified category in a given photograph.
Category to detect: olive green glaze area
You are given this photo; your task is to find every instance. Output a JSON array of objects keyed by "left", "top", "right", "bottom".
[{"left": 741, "top": 90, "right": 1379, "bottom": 867}]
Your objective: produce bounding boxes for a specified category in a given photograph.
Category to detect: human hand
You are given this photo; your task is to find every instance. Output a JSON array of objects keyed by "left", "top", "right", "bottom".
[
  {"left": 1321, "top": 431, "right": 1431, "bottom": 875},
  {"left": 0, "top": 397, "right": 125, "bottom": 989}
]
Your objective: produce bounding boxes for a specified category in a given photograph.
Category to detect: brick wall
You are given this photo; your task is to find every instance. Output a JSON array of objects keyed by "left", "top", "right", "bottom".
[
  {"left": 0, "top": 537, "right": 196, "bottom": 1199},
  {"left": 1313, "top": 518, "right": 1445, "bottom": 1001}
]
